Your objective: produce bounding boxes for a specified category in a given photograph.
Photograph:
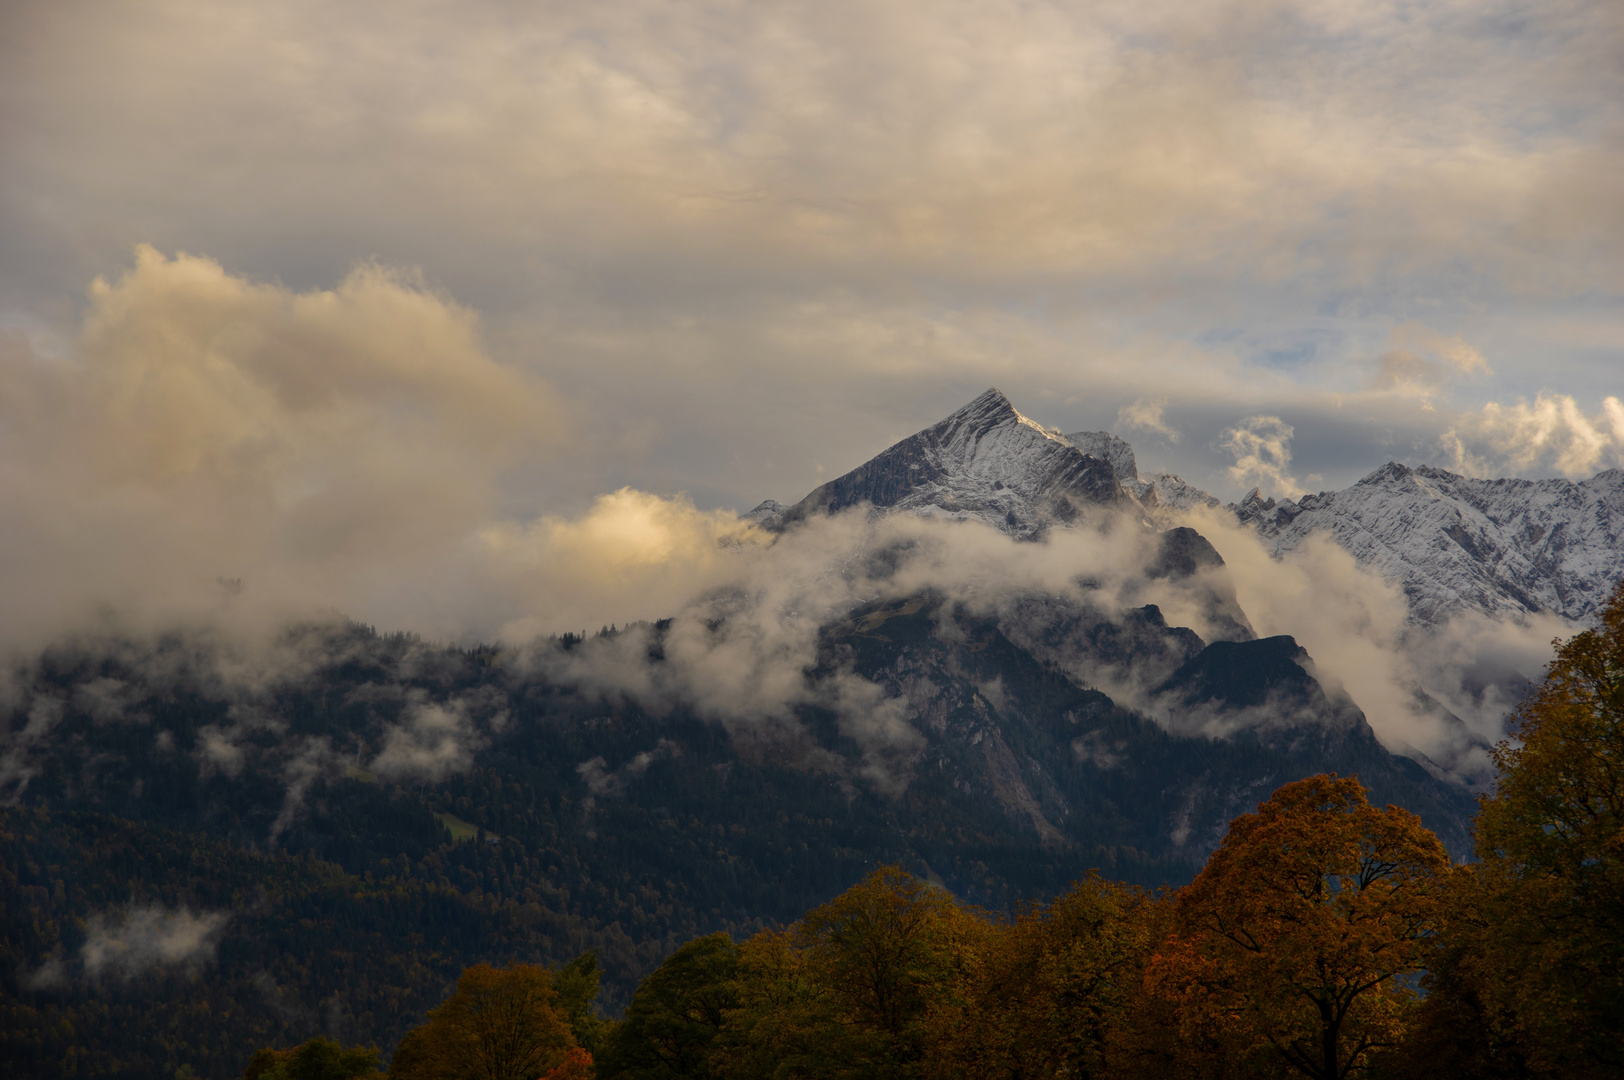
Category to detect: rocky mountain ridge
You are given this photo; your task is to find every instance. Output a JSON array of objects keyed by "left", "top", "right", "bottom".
[
  {"left": 1235, "top": 463, "right": 1624, "bottom": 626},
  {"left": 752, "top": 388, "right": 1126, "bottom": 536}
]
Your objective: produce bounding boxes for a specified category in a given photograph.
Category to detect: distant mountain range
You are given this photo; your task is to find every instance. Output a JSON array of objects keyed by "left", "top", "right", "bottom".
[
  {"left": 751, "top": 387, "right": 1624, "bottom": 628},
  {"left": 1235, "top": 464, "right": 1624, "bottom": 626}
]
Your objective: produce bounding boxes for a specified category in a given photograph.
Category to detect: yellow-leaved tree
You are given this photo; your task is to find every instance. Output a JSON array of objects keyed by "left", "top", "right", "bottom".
[
  {"left": 388, "top": 963, "right": 577, "bottom": 1080},
  {"left": 921, "top": 874, "right": 1155, "bottom": 1079},
  {"left": 1451, "top": 580, "right": 1624, "bottom": 1077}
]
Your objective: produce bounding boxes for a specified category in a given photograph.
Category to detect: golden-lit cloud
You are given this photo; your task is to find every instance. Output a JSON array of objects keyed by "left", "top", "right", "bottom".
[
  {"left": 0, "top": 248, "right": 563, "bottom": 647},
  {"left": 1441, "top": 393, "right": 1624, "bottom": 478}
]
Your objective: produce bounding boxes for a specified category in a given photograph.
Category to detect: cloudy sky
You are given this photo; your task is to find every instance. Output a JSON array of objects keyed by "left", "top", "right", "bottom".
[{"left": 0, "top": 0, "right": 1620, "bottom": 642}]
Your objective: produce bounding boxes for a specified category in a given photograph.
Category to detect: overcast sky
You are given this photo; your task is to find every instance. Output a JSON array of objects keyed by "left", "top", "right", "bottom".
[
  {"left": 1, "top": 0, "right": 1621, "bottom": 646},
  {"left": 5, "top": 0, "right": 1621, "bottom": 513}
]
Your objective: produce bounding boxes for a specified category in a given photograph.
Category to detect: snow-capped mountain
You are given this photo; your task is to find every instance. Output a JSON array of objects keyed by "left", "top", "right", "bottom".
[
  {"left": 749, "top": 388, "right": 1126, "bottom": 536},
  {"left": 749, "top": 386, "right": 1622, "bottom": 629},
  {"left": 740, "top": 387, "right": 1481, "bottom": 841},
  {"left": 1065, "top": 428, "right": 1624, "bottom": 626},
  {"left": 1237, "top": 464, "right": 1624, "bottom": 626}
]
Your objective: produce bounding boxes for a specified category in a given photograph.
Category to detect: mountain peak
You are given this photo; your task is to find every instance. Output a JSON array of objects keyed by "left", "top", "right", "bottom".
[
  {"left": 940, "top": 387, "right": 1074, "bottom": 449},
  {"left": 772, "top": 388, "right": 1126, "bottom": 536}
]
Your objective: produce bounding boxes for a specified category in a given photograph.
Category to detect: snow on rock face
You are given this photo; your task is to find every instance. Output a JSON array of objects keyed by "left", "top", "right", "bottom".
[
  {"left": 742, "top": 499, "right": 786, "bottom": 525},
  {"left": 1240, "top": 463, "right": 1624, "bottom": 625},
  {"left": 1064, "top": 431, "right": 1139, "bottom": 485},
  {"left": 776, "top": 388, "right": 1126, "bottom": 536},
  {"left": 1141, "top": 474, "right": 1223, "bottom": 514}
]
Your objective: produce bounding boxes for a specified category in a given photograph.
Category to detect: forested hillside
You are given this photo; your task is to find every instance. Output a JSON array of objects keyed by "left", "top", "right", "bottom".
[
  {"left": 0, "top": 586, "right": 1508, "bottom": 1078},
  {"left": 0, "top": 613, "right": 1182, "bottom": 1077},
  {"left": 267, "top": 586, "right": 1624, "bottom": 1080}
]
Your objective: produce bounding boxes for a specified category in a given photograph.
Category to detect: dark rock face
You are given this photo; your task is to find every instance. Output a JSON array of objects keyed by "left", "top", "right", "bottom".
[
  {"left": 1158, "top": 636, "right": 1327, "bottom": 711},
  {"left": 775, "top": 388, "right": 1126, "bottom": 536},
  {"left": 1148, "top": 526, "right": 1226, "bottom": 579},
  {"left": 1153, "top": 635, "right": 1372, "bottom": 757},
  {"left": 824, "top": 598, "right": 1476, "bottom": 860},
  {"left": 738, "top": 388, "right": 1478, "bottom": 852},
  {"left": 1144, "top": 527, "right": 1256, "bottom": 642}
]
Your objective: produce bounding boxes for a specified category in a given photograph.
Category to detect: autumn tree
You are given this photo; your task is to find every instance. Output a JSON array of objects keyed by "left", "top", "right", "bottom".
[
  {"left": 797, "top": 864, "right": 976, "bottom": 1077},
  {"left": 1149, "top": 774, "right": 1450, "bottom": 1080},
  {"left": 596, "top": 933, "right": 740, "bottom": 1078},
  {"left": 388, "top": 963, "right": 576, "bottom": 1080},
  {"left": 710, "top": 866, "right": 976, "bottom": 1080},
  {"left": 710, "top": 928, "right": 846, "bottom": 1080},
  {"left": 244, "top": 1038, "right": 382, "bottom": 1080},
  {"left": 922, "top": 874, "right": 1155, "bottom": 1079},
  {"left": 1430, "top": 580, "right": 1624, "bottom": 1077},
  {"left": 554, "top": 952, "right": 608, "bottom": 1056}
]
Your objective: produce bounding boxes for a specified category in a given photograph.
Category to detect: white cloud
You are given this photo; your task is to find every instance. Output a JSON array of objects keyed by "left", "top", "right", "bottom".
[
  {"left": 370, "top": 692, "right": 493, "bottom": 782},
  {"left": 1442, "top": 393, "right": 1624, "bottom": 478},
  {"left": 1115, "top": 397, "right": 1180, "bottom": 443},
  {"left": 1179, "top": 503, "right": 1564, "bottom": 779},
  {"left": 1223, "top": 415, "right": 1304, "bottom": 498},
  {"left": 79, "top": 905, "right": 230, "bottom": 982}
]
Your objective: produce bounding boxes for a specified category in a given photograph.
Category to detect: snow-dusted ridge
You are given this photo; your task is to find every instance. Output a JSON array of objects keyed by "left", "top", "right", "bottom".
[{"left": 1237, "top": 463, "right": 1624, "bottom": 626}]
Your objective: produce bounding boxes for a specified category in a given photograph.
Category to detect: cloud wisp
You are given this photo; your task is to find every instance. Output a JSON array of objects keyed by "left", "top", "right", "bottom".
[
  {"left": 1223, "top": 416, "right": 1304, "bottom": 499},
  {"left": 28, "top": 904, "right": 230, "bottom": 988}
]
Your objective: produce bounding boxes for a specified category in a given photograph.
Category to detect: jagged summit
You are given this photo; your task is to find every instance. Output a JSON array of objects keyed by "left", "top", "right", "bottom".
[
  {"left": 759, "top": 387, "right": 1126, "bottom": 536},
  {"left": 1163, "top": 458, "right": 1624, "bottom": 625}
]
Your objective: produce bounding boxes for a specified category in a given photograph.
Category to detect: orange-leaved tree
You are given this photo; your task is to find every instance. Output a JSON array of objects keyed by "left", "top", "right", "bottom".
[
  {"left": 389, "top": 963, "right": 576, "bottom": 1080},
  {"left": 1149, "top": 774, "right": 1450, "bottom": 1080}
]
